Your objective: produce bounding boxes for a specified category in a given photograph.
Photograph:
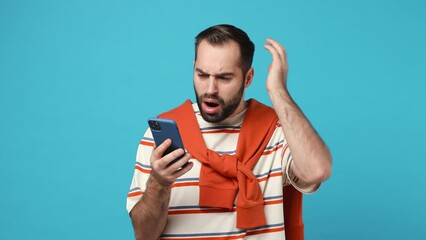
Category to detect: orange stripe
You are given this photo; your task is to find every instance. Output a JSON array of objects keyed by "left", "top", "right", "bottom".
[
  {"left": 127, "top": 191, "right": 142, "bottom": 197},
  {"left": 168, "top": 200, "right": 283, "bottom": 214},
  {"left": 263, "top": 144, "right": 283, "bottom": 155},
  {"left": 258, "top": 171, "right": 282, "bottom": 182},
  {"left": 264, "top": 199, "right": 284, "bottom": 205},
  {"left": 161, "top": 226, "right": 285, "bottom": 240},
  {"left": 162, "top": 235, "right": 244, "bottom": 240},
  {"left": 202, "top": 129, "right": 240, "bottom": 134},
  {"left": 172, "top": 182, "right": 199, "bottom": 188},
  {"left": 283, "top": 145, "right": 288, "bottom": 152},
  {"left": 140, "top": 140, "right": 154, "bottom": 147},
  {"left": 168, "top": 208, "right": 235, "bottom": 215},
  {"left": 246, "top": 226, "right": 285, "bottom": 236},
  {"left": 135, "top": 165, "right": 151, "bottom": 174},
  {"left": 281, "top": 145, "right": 289, "bottom": 158}
]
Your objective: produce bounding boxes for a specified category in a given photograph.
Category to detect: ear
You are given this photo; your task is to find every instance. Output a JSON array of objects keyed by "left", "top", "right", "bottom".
[{"left": 244, "top": 67, "right": 254, "bottom": 88}]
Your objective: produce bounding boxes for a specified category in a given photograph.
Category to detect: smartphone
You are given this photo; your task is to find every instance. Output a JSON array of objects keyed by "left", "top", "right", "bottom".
[{"left": 148, "top": 117, "right": 186, "bottom": 165}]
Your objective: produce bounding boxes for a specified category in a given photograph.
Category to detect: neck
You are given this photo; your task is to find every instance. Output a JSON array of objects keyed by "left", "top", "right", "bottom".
[{"left": 228, "top": 99, "right": 247, "bottom": 119}]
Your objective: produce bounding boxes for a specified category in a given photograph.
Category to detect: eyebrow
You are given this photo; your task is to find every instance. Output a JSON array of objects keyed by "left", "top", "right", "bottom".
[{"left": 195, "top": 68, "right": 235, "bottom": 78}]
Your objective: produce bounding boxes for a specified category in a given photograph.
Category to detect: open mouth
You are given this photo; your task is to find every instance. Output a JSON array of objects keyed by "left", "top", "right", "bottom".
[
  {"left": 205, "top": 101, "right": 219, "bottom": 108},
  {"left": 202, "top": 99, "right": 221, "bottom": 114}
]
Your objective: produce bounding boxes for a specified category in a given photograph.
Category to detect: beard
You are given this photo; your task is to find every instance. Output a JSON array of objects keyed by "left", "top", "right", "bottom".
[{"left": 194, "top": 83, "right": 245, "bottom": 123}]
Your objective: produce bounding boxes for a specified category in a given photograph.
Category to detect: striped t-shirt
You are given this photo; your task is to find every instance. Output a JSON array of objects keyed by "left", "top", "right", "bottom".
[{"left": 127, "top": 103, "right": 318, "bottom": 240}]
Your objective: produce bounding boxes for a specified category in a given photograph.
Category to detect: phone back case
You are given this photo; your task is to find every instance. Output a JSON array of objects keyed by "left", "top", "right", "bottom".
[{"left": 148, "top": 117, "right": 185, "bottom": 157}]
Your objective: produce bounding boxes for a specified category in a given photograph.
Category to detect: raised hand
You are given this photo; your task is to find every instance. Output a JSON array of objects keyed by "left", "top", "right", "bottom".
[{"left": 263, "top": 38, "right": 289, "bottom": 93}]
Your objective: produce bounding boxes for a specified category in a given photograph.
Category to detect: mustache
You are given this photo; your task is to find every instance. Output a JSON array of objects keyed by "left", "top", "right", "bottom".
[
  {"left": 199, "top": 93, "right": 225, "bottom": 106},
  {"left": 200, "top": 94, "right": 224, "bottom": 104},
  {"left": 201, "top": 93, "right": 218, "bottom": 100}
]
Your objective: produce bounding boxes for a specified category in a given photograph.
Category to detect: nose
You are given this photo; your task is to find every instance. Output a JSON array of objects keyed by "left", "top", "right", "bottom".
[{"left": 206, "top": 77, "right": 218, "bottom": 94}]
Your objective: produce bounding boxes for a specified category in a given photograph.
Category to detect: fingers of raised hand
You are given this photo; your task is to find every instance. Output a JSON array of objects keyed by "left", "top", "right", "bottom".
[
  {"left": 265, "top": 38, "right": 287, "bottom": 64},
  {"left": 264, "top": 43, "right": 282, "bottom": 68}
]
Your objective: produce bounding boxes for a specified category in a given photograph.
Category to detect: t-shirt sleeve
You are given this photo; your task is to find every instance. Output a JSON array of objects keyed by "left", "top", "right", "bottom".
[
  {"left": 126, "top": 128, "right": 154, "bottom": 213},
  {"left": 280, "top": 127, "right": 320, "bottom": 194}
]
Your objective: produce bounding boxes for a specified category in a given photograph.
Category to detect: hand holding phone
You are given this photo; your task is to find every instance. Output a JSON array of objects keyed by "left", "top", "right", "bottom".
[{"left": 148, "top": 118, "right": 186, "bottom": 166}]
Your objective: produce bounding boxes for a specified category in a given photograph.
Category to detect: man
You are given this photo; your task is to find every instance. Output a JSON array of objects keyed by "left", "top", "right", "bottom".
[{"left": 127, "top": 24, "right": 332, "bottom": 240}]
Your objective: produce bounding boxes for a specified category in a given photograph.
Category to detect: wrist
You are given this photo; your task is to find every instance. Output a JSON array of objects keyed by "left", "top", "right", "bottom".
[
  {"left": 147, "top": 175, "right": 172, "bottom": 193},
  {"left": 268, "top": 87, "right": 292, "bottom": 103}
]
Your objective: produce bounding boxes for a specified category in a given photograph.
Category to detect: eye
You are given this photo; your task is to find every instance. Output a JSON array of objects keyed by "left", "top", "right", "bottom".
[
  {"left": 217, "top": 76, "right": 231, "bottom": 81},
  {"left": 198, "top": 74, "right": 209, "bottom": 79}
]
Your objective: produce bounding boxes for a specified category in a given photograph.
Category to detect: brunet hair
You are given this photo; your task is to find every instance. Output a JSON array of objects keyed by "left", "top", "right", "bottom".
[{"left": 194, "top": 24, "right": 255, "bottom": 75}]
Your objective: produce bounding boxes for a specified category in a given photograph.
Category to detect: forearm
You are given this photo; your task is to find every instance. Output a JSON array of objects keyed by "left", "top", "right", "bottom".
[
  {"left": 130, "top": 177, "right": 171, "bottom": 240},
  {"left": 269, "top": 88, "right": 332, "bottom": 184}
]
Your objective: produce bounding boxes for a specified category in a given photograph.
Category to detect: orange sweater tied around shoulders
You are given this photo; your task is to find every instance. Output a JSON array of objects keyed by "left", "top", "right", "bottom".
[{"left": 159, "top": 99, "right": 304, "bottom": 239}]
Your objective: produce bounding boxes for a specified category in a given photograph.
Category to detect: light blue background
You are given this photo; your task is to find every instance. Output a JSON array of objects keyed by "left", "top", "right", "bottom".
[{"left": 1, "top": 0, "right": 425, "bottom": 239}]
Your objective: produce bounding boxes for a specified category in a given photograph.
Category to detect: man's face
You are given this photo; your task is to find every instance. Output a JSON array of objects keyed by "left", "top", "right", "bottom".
[{"left": 193, "top": 40, "right": 252, "bottom": 123}]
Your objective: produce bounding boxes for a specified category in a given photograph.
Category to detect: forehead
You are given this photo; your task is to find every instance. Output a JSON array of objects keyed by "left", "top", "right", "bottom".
[{"left": 195, "top": 40, "right": 241, "bottom": 73}]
